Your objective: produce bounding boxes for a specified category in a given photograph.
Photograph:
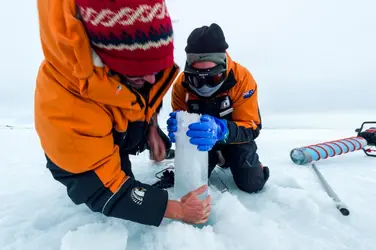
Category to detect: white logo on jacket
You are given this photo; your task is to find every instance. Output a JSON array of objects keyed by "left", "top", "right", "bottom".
[
  {"left": 131, "top": 187, "right": 146, "bottom": 205},
  {"left": 220, "top": 96, "right": 231, "bottom": 109}
]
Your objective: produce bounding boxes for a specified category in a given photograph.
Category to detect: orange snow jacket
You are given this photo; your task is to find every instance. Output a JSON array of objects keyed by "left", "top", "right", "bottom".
[
  {"left": 171, "top": 53, "right": 262, "bottom": 143},
  {"left": 35, "top": 0, "right": 179, "bottom": 226}
]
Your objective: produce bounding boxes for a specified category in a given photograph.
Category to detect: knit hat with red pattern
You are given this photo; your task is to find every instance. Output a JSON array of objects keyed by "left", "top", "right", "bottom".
[{"left": 76, "top": 0, "right": 174, "bottom": 76}]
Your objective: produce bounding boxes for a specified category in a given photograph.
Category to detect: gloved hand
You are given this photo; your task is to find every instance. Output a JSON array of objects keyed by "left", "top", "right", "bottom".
[
  {"left": 167, "top": 111, "right": 179, "bottom": 143},
  {"left": 187, "top": 114, "right": 229, "bottom": 151}
]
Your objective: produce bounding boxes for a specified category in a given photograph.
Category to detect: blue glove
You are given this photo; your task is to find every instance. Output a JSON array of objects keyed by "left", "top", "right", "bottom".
[
  {"left": 166, "top": 111, "right": 178, "bottom": 142},
  {"left": 186, "top": 114, "right": 229, "bottom": 151}
]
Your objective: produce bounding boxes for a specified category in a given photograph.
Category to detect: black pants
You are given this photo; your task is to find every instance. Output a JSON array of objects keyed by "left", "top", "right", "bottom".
[{"left": 209, "top": 141, "right": 267, "bottom": 193}]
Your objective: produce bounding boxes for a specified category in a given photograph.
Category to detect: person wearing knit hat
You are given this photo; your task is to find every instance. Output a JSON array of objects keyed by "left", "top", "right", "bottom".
[
  {"left": 163, "top": 23, "right": 270, "bottom": 194},
  {"left": 34, "top": 0, "right": 211, "bottom": 227}
]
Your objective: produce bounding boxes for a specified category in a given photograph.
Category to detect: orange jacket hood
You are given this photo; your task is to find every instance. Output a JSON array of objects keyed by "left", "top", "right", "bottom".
[
  {"left": 38, "top": 0, "right": 93, "bottom": 80},
  {"left": 37, "top": 0, "right": 179, "bottom": 110}
]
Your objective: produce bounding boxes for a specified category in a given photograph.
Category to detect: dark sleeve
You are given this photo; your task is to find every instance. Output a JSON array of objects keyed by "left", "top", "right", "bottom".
[
  {"left": 101, "top": 178, "right": 168, "bottom": 226},
  {"left": 225, "top": 120, "right": 261, "bottom": 143},
  {"left": 46, "top": 155, "right": 168, "bottom": 227}
]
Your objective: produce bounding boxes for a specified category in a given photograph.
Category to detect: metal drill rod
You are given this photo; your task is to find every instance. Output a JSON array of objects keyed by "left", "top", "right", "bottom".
[{"left": 311, "top": 163, "right": 350, "bottom": 216}]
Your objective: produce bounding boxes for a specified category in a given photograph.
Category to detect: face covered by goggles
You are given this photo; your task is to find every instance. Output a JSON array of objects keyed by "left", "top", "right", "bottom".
[{"left": 184, "top": 64, "right": 227, "bottom": 97}]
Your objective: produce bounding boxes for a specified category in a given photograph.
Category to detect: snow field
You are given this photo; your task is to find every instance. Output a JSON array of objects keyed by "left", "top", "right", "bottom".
[{"left": 1, "top": 119, "right": 376, "bottom": 250}]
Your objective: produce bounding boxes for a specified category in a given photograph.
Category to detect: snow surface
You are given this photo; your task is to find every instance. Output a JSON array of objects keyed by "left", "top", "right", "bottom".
[
  {"left": 1, "top": 0, "right": 376, "bottom": 249},
  {"left": 1, "top": 112, "right": 376, "bottom": 250}
]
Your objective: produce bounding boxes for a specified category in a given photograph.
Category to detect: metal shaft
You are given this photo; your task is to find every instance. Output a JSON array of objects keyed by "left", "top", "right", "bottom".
[{"left": 311, "top": 163, "right": 350, "bottom": 216}]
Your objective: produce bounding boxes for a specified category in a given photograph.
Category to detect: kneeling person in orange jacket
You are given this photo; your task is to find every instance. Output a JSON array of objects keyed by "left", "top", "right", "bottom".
[
  {"left": 34, "top": 0, "right": 210, "bottom": 227},
  {"left": 167, "top": 23, "right": 270, "bottom": 193}
]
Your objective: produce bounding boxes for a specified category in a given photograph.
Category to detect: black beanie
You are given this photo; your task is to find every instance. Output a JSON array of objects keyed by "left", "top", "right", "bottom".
[{"left": 185, "top": 23, "right": 229, "bottom": 53}]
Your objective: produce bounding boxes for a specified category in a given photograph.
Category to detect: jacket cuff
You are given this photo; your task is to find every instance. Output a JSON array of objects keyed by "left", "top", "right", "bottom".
[
  {"left": 102, "top": 178, "right": 168, "bottom": 227},
  {"left": 225, "top": 120, "right": 255, "bottom": 144}
]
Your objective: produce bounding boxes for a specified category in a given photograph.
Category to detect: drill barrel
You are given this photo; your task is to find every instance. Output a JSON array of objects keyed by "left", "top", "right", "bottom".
[{"left": 290, "top": 136, "right": 368, "bottom": 165}]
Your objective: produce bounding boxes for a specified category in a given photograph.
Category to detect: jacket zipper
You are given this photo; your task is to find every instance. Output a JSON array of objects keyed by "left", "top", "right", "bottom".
[{"left": 149, "top": 65, "right": 178, "bottom": 108}]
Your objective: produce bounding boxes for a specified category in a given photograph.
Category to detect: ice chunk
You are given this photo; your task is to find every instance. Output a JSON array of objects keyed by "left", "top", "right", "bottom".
[{"left": 173, "top": 111, "right": 208, "bottom": 200}]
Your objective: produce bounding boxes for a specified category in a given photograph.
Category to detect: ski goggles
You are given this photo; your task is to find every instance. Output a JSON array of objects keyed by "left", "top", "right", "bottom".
[{"left": 184, "top": 64, "right": 227, "bottom": 89}]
